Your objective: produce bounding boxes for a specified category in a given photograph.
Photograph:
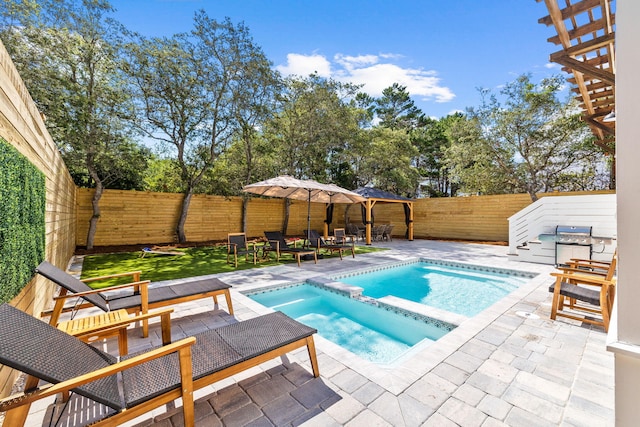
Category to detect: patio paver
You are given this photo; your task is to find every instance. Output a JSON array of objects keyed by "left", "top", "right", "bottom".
[{"left": 17, "top": 239, "right": 614, "bottom": 426}]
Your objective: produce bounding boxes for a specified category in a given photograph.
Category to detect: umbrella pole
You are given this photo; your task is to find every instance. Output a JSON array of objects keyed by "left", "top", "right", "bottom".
[{"left": 307, "top": 190, "right": 312, "bottom": 247}]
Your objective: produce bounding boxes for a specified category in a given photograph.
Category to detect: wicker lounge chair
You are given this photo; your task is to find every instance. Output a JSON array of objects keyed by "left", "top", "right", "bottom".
[
  {"left": 0, "top": 304, "right": 318, "bottom": 427},
  {"left": 263, "top": 231, "right": 317, "bottom": 266},
  {"left": 307, "top": 230, "right": 355, "bottom": 260},
  {"left": 36, "top": 261, "right": 233, "bottom": 337},
  {"left": 226, "top": 232, "right": 259, "bottom": 268}
]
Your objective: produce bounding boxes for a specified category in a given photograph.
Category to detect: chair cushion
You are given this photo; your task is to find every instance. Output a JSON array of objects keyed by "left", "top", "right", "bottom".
[
  {"left": 550, "top": 281, "right": 601, "bottom": 306},
  {"left": 122, "top": 311, "right": 316, "bottom": 408},
  {"left": 107, "top": 278, "right": 230, "bottom": 311},
  {"left": 36, "top": 261, "right": 109, "bottom": 312},
  {"left": 0, "top": 304, "right": 122, "bottom": 409}
]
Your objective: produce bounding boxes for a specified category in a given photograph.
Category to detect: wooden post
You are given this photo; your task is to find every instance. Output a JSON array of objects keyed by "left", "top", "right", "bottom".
[
  {"left": 409, "top": 202, "right": 414, "bottom": 241},
  {"left": 365, "top": 199, "right": 372, "bottom": 245}
]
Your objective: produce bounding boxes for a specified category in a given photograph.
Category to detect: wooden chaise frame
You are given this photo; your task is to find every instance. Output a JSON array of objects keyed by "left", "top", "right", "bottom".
[
  {"left": 36, "top": 261, "right": 233, "bottom": 337},
  {"left": 0, "top": 305, "right": 319, "bottom": 427}
]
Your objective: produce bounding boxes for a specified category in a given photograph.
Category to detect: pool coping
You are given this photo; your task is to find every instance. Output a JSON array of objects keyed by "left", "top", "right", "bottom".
[{"left": 235, "top": 256, "right": 545, "bottom": 394}]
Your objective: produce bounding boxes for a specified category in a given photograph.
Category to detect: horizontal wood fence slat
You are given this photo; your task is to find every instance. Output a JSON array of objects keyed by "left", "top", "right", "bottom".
[
  {"left": 0, "top": 40, "right": 77, "bottom": 397},
  {"left": 76, "top": 189, "right": 615, "bottom": 246}
]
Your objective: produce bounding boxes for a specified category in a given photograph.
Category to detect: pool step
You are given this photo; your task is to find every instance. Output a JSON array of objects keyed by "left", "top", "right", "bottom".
[{"left": 356, "top": 295, "right": 379, "bottom": 306}]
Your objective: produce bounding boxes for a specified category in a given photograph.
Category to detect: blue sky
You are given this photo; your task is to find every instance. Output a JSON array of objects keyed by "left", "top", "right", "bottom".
[{"left": 109, "top": 0, "right": 563, "bottom": 119}]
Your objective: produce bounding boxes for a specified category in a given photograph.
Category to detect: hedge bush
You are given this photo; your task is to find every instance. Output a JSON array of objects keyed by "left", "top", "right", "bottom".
[{"left": 0, "top": 137, "right": 45, "bottom": 303}]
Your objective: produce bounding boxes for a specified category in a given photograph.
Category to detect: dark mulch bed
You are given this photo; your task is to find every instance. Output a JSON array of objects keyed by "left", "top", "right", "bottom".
[
  {"left": 75, "top": 237, "right": 507, "bottom": 256},
  {"left": 74, "top": 241, "right": 226, "bottom": 255}
]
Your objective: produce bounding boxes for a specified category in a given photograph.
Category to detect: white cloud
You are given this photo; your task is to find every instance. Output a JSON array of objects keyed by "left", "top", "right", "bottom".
[
  {"left": 379, "top": 52, "right": 403, "bottom": 60},
  {"left": 545, "top": 62, "right": 560, "bottom": 69},
  {"left": 276, "top": 52, "right": 455, "bottom": 103},
  {"left": 334, "top": 54, "right": 378, "bottom": 71},
  {"left": 275, "top": 53, "right": 332, "bottom": 77}
]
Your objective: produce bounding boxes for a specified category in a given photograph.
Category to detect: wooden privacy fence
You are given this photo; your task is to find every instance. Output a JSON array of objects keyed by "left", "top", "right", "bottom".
[
  {"left": 76, "top": 188, "right": 614, "bottom": 247},
  {"left": 0, "top": 40, "right": 77, "bottom": 398}
]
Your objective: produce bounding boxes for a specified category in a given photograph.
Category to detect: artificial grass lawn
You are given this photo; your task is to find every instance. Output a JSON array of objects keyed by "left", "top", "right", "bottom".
[{"left": 81, "top": 244, "right": 388, "bottom": 289}]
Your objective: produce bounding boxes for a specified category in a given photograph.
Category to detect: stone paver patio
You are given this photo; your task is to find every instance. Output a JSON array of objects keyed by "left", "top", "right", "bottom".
[{"left": 21, "top": 239, "right": 614, "bottom": 426}]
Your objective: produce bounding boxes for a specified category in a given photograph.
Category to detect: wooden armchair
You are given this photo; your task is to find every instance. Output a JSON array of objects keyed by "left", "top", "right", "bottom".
[
  {"left": 561, "top": 249, "right": 617, "bottom": 278},
  {"left": 549, "top": 262, "right": 616, "bottom": 332},
  {"left": 334, "top": 228, "right": 356, "bottom": 245}
]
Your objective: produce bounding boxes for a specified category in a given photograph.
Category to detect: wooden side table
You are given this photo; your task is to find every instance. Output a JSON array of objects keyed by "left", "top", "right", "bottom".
[
  {"left": 57, "top": 308, "right": 173, "bottom": 356},
  {"left": 293, "top": 250, "right": 317, "bottom": 267}
]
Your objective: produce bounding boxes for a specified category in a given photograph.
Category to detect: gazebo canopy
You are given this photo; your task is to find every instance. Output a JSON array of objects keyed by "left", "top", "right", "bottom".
[
  {"left": 353, "top": 187, "right": 413, "bottom": 201},
  {"left": 352, "top": 187, "right": 414, "bottom": 244}
]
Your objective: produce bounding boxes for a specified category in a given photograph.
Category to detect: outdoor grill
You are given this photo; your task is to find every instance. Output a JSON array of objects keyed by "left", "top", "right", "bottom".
[{"left": 555, "top": 225, "right": 592, "bottom": 266}]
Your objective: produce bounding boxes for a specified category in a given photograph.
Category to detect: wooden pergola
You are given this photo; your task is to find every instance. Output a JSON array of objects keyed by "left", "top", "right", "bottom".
[
  {"left": 536, "top": 0, "right": 616, "bottom": 155},
  {"left": 353, "top": 188, "right": 414, "bottom": 245}
]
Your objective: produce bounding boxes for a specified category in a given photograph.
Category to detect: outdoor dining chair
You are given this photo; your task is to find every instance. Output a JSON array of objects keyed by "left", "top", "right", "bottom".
[
  {"left": 372, "top": 225, "right": 386, "bottom": 241},
  {"left": 226, "top": 232, "right": 259, "bottom": 268},
  {"left": 334, "top": 228, "right": 356, "bottom": 245},
  {"left": 382, "top": 224, "right": 394, "bottom": 241},
  {"left": 346, "top": 223, "right": 365, "bottom": 241}
]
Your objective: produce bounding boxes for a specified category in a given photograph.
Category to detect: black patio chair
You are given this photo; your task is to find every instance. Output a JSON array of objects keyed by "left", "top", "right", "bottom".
[{"left": 226, "top": 232, "right": 259, "bottom": 268}]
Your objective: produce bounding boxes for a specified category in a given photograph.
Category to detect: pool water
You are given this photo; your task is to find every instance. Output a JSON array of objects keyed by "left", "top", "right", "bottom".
[
  {"left": 248, "top": 284, "right": 449, "bottom": 365},
  {"left": 338, "top": 262, "right": 528, "bottom": 317}
]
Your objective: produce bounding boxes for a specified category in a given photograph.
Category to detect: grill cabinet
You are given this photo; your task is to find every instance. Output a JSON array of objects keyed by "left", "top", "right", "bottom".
[{"left": 555, "top": 225, "right": 592, "bottom": 266}]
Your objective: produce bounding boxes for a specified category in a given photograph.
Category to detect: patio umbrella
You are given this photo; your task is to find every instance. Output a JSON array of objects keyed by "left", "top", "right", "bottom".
[{"left": 242, "top": 175, "right": 366, "bottom": 242}]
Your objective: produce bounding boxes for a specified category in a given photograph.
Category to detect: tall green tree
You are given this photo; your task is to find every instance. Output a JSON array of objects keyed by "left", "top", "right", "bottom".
[
  {"left": 266, "top": 73, "right": 362, "bottom": 181},
  {"left": 375, "top": 83, "right": 425, "bottom": 130},
  {"left": 263, "top": 73, "right": 362, "bottom": 232},
  {"left": 445, "top": 74, "right": 605, "bottom": 201},
  {"left": 412, "top": 114, "right": 463, "bottom": 197},
  {"left": 124, "top": 12, "right": 275, "bottom": 242},
  {"left": 360, "top": 127, "right": 420, "bottom": 195},
  {"left": 1, "top": 0, "right": 149, "bottom": 249}
]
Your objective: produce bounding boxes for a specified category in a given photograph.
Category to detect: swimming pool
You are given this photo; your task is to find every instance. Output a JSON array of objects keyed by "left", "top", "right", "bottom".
[
  {"left": 336, "top": 261, "right": 530, "bottom": 316},
  {"left": 247, "top": 283, "right": 452, "bottom": 365},
  {"left": 245, "top": 259, "right": 535, "bottom": 365}
]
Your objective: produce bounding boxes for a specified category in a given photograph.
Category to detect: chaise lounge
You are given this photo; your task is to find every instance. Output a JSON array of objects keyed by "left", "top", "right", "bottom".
[
  {"left": 307, "top": 229, "right": 355, "bottom": 260},
  {"left": 36, "top": 261, "right": 234, "bottom": 337},
  {"left": 0, "top": 303, "right": 319, "bottom": 427},
  {"left": 263, "top": 231, "right": 317, "bottom": 267}
]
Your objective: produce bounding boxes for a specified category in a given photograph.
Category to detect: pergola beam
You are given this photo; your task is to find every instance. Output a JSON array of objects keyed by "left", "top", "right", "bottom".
[{"left": 538, "top": 0, "right": 616, "bottom": 147}]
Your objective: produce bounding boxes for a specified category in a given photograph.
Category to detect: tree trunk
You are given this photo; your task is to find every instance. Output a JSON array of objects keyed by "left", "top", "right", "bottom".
[
  {"left": 86, "top": 181, "right": 104, "bottom": 250},
  {"left": 344, "top": 204, "right": 352, "bottom": 226},
  {"left": 241, "top": 194, "right": 249, "bottom": 233},
  {"left": 176, "top": 190, "right": 193, "bottom": 243},
  {"left": 282, "top": 199, "right": 290, "bottom": 235}
]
